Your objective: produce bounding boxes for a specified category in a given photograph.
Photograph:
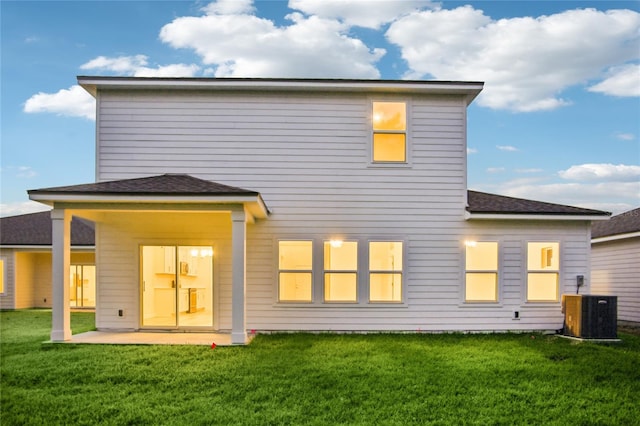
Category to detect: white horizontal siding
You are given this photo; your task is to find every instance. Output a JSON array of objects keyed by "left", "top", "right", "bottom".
[
  {"left": 0, "top": 250, "right": 16, "bottom": 309},
  {"left": 91, "top": 88, "right": 593, "bottom": 333},
  {"left": 591, "top": 237, "right": 640, "bottom": 323}
]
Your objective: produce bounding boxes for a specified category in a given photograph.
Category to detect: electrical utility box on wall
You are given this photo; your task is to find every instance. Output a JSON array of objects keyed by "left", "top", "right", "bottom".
[{"left": 562, "top": 295, "right": 617, "bottom": 339}]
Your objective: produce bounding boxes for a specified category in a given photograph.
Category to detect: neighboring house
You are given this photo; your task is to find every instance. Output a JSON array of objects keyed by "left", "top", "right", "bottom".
[
  {"left": 27, "top": 77, "right": 610, "bottom": 344},
  {"left": 0, "top": 211, "right": 95, "bottom": 310},
  {"left": 591, "top": 207, "right": 640, "bottom": 325}
]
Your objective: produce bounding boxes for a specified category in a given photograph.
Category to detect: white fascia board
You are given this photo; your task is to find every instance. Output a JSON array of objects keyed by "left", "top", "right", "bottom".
[
  {"left": 592, "top": 231, "right": 640, "bottom": 244},
  {"left": 465, "top": 212, "right": 611, "bottom": 221},
  {"left": 78, "top": 77, "right": 483, "bottom": 103},
  {"left": 29, "top": 193, "right": 259, "bottom": 204}
]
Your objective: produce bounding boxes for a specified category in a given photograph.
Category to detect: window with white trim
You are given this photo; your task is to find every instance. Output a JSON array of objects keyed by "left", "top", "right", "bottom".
[
  {"left": 527, "top": 242, "right": 559, "bottom": 302},
  {"left": 369, "top": 241, "right": 403, "bottom": 302},
  {"left": 465, "top": 241, "right": 498, "bottom": 302},
  {"left": 372, "top": 101, "right": 406, "bottom": 162},
  {"left": 278, "top": 241, "right": 313, "bottom": 302},
  {"left": 0, "top": 258, "right": 5, "bottom": 294},
  {"left": 324, "top": 241, "right": 358, "bottom": 302}
]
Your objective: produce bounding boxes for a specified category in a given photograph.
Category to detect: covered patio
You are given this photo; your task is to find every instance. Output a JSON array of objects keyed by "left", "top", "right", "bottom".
[
  {"left": 28, "top": 174, "right": 269, "bottom": 345},
  {"left": 63, "top": 330, "right": 255, "bottom": 346}
]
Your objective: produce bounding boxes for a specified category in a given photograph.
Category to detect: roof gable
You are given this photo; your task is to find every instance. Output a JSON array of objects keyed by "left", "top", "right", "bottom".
[{"left": 0, "top": 211, "right": 94, "bottom": 246}]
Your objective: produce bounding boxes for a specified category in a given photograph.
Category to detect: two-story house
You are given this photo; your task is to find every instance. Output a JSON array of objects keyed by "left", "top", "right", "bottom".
[{"left": 28, "top": 77, "right": 609, "bottom": 344}]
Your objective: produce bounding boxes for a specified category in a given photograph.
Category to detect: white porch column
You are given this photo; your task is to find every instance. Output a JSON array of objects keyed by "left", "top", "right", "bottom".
[
  {"left": 51, "top": 208, "right": 71, "bottom": 341},
  {"left": 231, "top": 209, "right": 247, "bottom": 344}
]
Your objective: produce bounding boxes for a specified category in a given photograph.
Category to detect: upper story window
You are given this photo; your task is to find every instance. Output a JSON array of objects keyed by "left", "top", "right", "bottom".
[
  {"left": 372, "top": 101, "right": 406, "bottom": 163},
  {"left": 324, "top": 241, "right": 358, "bottom": 302},
  {"left": 464, "top": 241, "right": 498, "bottom": 302},
  {"left": 278, "top": 241, "right": 313, "bottom": 302},
  {"left": 527, "top": 242, "right": 559, "bottom": 302}
]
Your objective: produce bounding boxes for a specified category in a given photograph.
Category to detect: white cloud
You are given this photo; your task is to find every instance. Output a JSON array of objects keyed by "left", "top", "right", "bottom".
[
  {"left": 23, "top": 85, "right": 95, "bottom": 120},
  {"left": 487, "top": 167, "right": 505, "bottom": 173},
  {"left": 203, "top": 0, "right": 254, "bottom": 15},
  {"left": 16, "top": 166, "right": 37, "bottom": 179},
  {"left": 515, "top": 168, "right": 543, "bottom": 173},
  {"left": 0, "top": 201, "right": 50, "bottom": 218},
  {"left": 289, "top": 0, "right": 435, "bottom": 29},
  {"left": 80, "top": 55, "right": 200, "bottom": 77},
  {"left": 80, "top": 54, "right": 149, "bottom": 73},
  {"left": 159, "top": 2, "right": 385, "bottom": 78},
  {"left": 467, "top": 147, "right": 478, "bottom": 154},
  {"left": 615, "top": 132, "right": 635, "bottom": 141},
  {"left": 588, "top": 64, "right": 640, "bottom": 97},
  {"left": 132, "top": 64, "right": 201, "bottom": 78},
  {"left": 386, "top": 7, "right": 640, "bottom": 112},
  {"left": 558, "top": 163, "right": 640, "bottom": 182},
  {"left": 497, "top": 145, "right": 518, "bottom": 152}
]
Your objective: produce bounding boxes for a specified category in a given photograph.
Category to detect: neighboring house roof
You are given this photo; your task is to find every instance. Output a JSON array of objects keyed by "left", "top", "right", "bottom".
[
  {"left": 467, "top": 190, "right": 610, "bottom": 219},
  {"left": 0, "top": 211, "right": 95, "bottom": 247},
  {"left": 592, "top": 207, "right": 640, "bottom": 241}
]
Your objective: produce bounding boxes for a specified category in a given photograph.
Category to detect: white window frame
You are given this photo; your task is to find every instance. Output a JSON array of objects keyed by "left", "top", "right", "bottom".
[
  {"left": 464, "top": 241, "right": 500, "bottom": 303},
  {"left": 368, "top": 241, "right": 404, "bottom": 303},
  {"left": 0, "top": 256, "right": 6, "bottom": 295},
  {"left": 369, "top": 99, "right": 411, "bottom": 167},
  {"left": 526, "top": 241, "right": 560, "bottom": 303},
  {"left": 323, "top": 240, "right": 359, "bottom": 303},
  {"left": 277, "top": 240, "right": 313, "bottom": 303}
]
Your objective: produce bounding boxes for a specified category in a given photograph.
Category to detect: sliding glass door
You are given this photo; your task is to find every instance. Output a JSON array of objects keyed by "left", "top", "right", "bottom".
[
  {"left": 141, "top": 245, "right": 214, "bottom": 328},
  {"left": 70, "top": 265, "right": 96, "bottom": 308}
]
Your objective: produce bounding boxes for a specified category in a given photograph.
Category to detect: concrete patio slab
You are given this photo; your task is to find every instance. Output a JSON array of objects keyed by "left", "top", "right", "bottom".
[{"left": 57, "top": 331, "right": 252, "bottom": 346}]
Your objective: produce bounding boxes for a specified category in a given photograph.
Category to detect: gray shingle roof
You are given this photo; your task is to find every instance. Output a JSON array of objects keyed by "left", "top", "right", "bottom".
[
  {"left": 0, "top": 211, "right": 95, "bottom": 246},
  {"left": 467, "top": 190, "right": 610, "bottom": 216},
  {"left": 592, "top": 207, "right": 640, "bottom": 239},
  {"left": 28, "top": 174, "right": 258, "bottom": 196}
]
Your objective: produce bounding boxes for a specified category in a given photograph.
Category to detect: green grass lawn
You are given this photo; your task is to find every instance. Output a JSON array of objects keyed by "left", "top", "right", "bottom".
[{"left": 2, "top": 310, "right": 639, "bottom": 425}]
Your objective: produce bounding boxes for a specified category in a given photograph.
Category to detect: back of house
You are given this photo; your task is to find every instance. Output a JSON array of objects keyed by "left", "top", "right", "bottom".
[{"left": 28, "top": 77, "right": 609, "bottom": 343}]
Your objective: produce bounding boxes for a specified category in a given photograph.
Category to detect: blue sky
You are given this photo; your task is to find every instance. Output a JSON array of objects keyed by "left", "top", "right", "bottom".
[{"left": 1, "top": 0, "right": 639, "bottom": 217}]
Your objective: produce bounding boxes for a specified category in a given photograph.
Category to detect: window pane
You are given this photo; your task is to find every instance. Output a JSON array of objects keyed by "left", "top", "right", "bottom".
[
  {"left": 279, "top": 241, "right": 312, "bottom": 270},
  {"left": 465, "top": 273, "right": 497, "bottom": 302},
  {"left": 0, "top": 259, "right": 4, "bottom": 293},
  {"left": 373, "top": 102, "right": 406, "bottom": 131},
  {"left": 465, "top": 242, "right": 498, "bottom": 271},
  {"left": 369, "top": 242, "right": 403, "bottom": 271},
  {"left": 527, "top": 242, "right": 559, "bottom": 271},
  {"left": 279, "top": 272, "right": 312, "bottom": 302},
  {"left": 370, "top": 273, "right": 402, "bottom": 302},
  {"left": 527, "top": 273, "right": 558, "bottom": 301},
  {"left": 324, "top": 273, "right": 357, "bottom": 302},
  {"left": 324, "top": 241, "right": 357, "bottom": 270},
  {"left": 373, "top": 134, "right": 406, "bottom": 162}
]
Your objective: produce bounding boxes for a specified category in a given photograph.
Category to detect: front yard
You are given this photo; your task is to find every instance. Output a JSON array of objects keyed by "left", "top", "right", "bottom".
[{"left": 1, "top": 310, "right": 639, "bottom": 425}]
